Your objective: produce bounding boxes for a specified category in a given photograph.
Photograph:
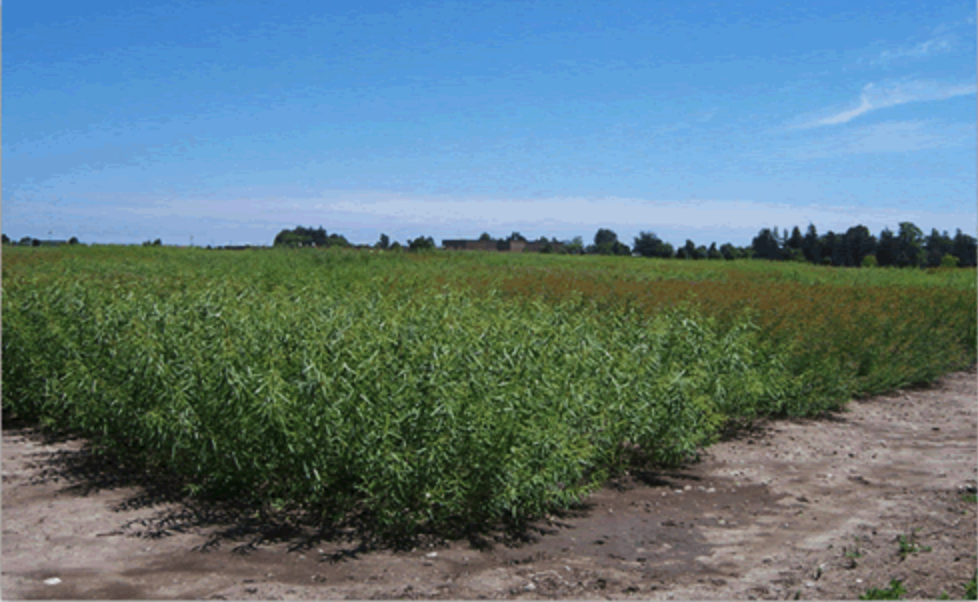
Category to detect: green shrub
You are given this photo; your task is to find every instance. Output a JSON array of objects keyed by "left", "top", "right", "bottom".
[{"left": 860, "top": 580, "right": 906, "bottom": 600}]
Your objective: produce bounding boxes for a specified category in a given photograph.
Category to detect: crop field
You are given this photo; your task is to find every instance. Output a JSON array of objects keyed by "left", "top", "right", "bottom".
[{"left": 3, "top": 246, "right": 975, "bottom": 540}]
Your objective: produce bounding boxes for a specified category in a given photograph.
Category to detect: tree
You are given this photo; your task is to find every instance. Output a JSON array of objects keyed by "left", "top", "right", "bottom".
[
  {"left": 563, "top": 236, "right": 584, "bottom": 255},
  {"left": 876, "top": 228, "right": 897, "bottom": 267},
  {"left": 68, "top": 236, "right": 79, "bottom": 245},
  {"left": 820, "top": 231, "right": 844, "bottom": 266},
  {"left": 950, "top": 229, "right": 978, "bottom": 267},
  {"left": 751, "top": 228, "right": 781, "bottom": 260},
  {"left": 787, "top": 226, "right": 804, "bottom": 254},
  {"left": 478, "top": 232, "right": 493, "bottom": 242},
  {"left": 842, "top": 225, "right": 876, "bottom": 267},
  {"left": 19, "top": 236, "right": 33, "bottom": 247},
  {"left": 509, "top": 232, "right": 527, "bottom": 242},
  {"left": 924, "top": 229, "right": 952, "bottom": 268},
  {"left": 153, "top": 238, "right": 162, "bottom": 246},
  {"left": 31, "top": 238, "right": 41, "bottom": 247},
  {"left": 633, "top": 231, "right": 673, "bottom": 258},
  {"left": 274, "top": 226, "right": 349, "bottom": 248},
  {"left": 1, "top": 234, "right": 9, "bottom": 245},
  {"left": 612, "top": 241, "right": 632, "bottom": 256},
  {"left": 720, "top": 243, "right": 737, "bottom": 260},
  {"left": 390, "top": 241, "right": 403, "bottom": 251},
  {"left": 895, "top": 222, "right": 924, "bottom": 267},
  {"left": 707, "top": 242, "right": 722, "bottom": 260},
  {"left": 408, "top": 235, "right": 435, "bottom": 251},
  {"left": 594, "top": 229, "right": 618, "bottom": 246},
  {"left": 377, "top": 233, "right": 390, "bottom": 250},
  {"left": 802, "top": 223, "right": 821, "bottom": 265},
  {"left": 591, "top": 228, "right": 624, "bottom": 255}
]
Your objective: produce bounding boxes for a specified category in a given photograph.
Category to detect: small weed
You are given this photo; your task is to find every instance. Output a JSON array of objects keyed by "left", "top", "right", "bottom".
[
  {"left": 860, "top": 579, "right": 906, "bottom": 600},
  {"left": 843, "top": 536, "right": 863, "bottom": 568},
  {"left": 897, "top": 528, "right": 931, "bottom": 560},
  {"left": 845, "top": 536, "right": 864, "bottom": 559},
  {"left": 961, "top": 494, "right": 977, "bottom": 504},
  {"left": 965, "top": 571, "right": 977, "bottom": 600}
]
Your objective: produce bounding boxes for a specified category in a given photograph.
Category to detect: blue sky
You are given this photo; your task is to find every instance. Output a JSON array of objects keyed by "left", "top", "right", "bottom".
[{"left": 5, "top": 0, "right": 976, "bottom": 247}]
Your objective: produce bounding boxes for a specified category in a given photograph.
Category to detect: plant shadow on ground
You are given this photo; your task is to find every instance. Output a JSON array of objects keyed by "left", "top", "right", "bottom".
[{"left": 4, "top": 415, "right": 669, "bottom": 560}]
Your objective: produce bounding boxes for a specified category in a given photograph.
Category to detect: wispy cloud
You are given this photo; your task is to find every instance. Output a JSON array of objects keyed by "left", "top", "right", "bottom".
[
  {"left": 789, "top": 120, "right": 974, "bottom": 159},
  {"left": 875, "top": 37, "right": 953, "bottom": 65},
  {"left": 793, "top": 79, "right": 976, "bottom": 129}
]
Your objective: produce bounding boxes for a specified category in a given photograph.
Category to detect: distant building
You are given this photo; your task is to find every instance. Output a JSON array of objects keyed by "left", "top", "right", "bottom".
[{"left": 442, "top": 239, "right": 563, "bottom": 253}]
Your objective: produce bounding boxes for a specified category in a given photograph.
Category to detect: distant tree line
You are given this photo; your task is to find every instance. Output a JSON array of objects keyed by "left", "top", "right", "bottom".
[
  {"left": 271, "top": 222, "right": 977, "bottom": 267},
  {"left": 2, "top": 234, "right": 80, "bottom": 247},
  {"left": 273, "top": 226, "right": 351, "bottom": 248},
  {"left": 588, "top": 222, "right": 976, "bottom": 268},
  {"left": 749, "top": 222, "right": 977, "bottom": 268},
  {"left": 11, "top": 220, "right": 973, "bottom": 270}
]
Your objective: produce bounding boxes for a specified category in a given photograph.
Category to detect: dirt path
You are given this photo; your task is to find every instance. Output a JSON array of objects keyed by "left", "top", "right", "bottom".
[{"left": 3, "top": 369, "right": 976, "bottom": 600}]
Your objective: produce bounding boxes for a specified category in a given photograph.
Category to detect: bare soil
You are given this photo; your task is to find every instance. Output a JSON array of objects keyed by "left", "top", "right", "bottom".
[{"left": 3, "top": 368, "right": 976, "bottom": 600}]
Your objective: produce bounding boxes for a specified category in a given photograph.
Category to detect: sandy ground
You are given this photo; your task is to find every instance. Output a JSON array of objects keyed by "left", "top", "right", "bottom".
[{"left": 3, "top": 368, "right": 976, "bottom": 600}]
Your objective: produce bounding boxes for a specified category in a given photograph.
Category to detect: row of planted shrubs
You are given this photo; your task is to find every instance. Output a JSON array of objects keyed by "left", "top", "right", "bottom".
[{"left": 4, "top": 277, "right": 805, "bottom": 537}]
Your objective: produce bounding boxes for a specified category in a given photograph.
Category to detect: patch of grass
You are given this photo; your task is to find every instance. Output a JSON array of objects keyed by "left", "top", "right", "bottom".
[
  {"left": 961, "top": 494, "right": 977, "bottom": 504},
  {"left": 938, "top": 571, "right": 978, "bottom": 600},
  {"left": 965, "top": 571, "right": 977, "bottom": 600},
  {"left": 860, "top": 579, "right": 906, "bottom": 600}
]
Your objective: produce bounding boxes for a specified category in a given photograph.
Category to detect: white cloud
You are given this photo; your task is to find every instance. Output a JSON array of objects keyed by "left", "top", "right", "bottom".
[{"left": 793, "top": 79, "right": 976, "bottom": 129}]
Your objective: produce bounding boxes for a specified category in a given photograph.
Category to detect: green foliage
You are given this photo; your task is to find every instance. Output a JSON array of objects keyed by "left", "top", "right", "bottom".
[
  {"left": 590, "top": 229, "right": 630, "bottom": 256},
  {"left": 862, "top": 255, "right": 879, "bottom": 268},
  {"left": 951, "top": 229, "right": 978, "bottom": 267},
  {"left": 942, "top": 254, "right": 961, "bottom": 268},
  {"left": 560, "top": 236, "right": 584, "bottom": 255},
  {"left": 845, "top": 536, "right": 864, "bottom": 561},
  {"left": 3, "top": 246, "right": 975, "bottom": 540},
  {"left": 860, "top": 580, "right": 906, "bottom": 600},
  {"left": 965, "top": 572, "right": 977, "bottom": 600},
  {"left": 752, "top": 228, "right": 781, "bottom": 260},
  {"left": 633, "top": 231, "right": 674, "bottom": 259},
  {"left": 407, "top": 235, "right": 435, "bottom": 251},
  {"left": 897, "top": 529, "right": 932, "bottom": 560},
  {"left": 274, "top": 225, "right": 350, "bottom": 248}
]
